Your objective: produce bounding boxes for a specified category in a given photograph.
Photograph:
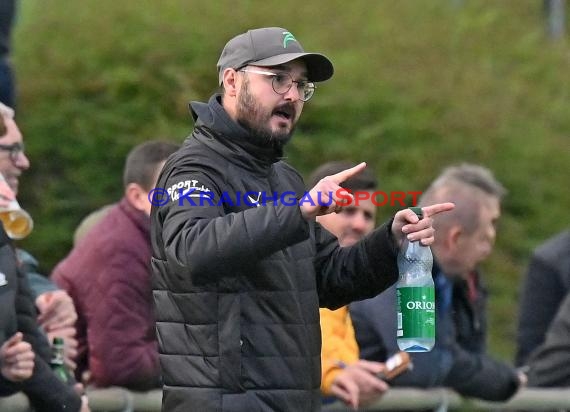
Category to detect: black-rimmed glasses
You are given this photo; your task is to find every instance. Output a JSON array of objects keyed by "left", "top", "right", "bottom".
[
  {"left": 0, "top": 142, "right": 25, "bottom": 163},
  {"left": 240, "top": 68, "right": 316, "bottom": 102}
]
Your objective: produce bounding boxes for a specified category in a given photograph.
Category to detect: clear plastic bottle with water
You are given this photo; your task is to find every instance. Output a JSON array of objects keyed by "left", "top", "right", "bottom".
[{"left": 396, "top": 207, "right": 435, "bottom": 352}]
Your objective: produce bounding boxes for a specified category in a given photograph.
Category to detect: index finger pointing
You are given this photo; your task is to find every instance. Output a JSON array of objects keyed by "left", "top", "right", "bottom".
[
  {"left": 329, "top": 162, "right": 367, "bottom": 185},
  {"left": 421, "top": 202, "right": 455, "bottom": 218}
]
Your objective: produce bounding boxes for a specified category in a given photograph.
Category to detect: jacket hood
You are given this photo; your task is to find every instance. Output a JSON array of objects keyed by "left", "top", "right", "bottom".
[
  {"left": 189, "top": 94, "right": 284, "bottom": 163},
  {"left": 190, "top": 94, "right": 249, "bottom": 140}
]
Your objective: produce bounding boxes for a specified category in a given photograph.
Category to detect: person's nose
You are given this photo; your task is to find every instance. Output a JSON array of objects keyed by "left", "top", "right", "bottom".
[
  {"left": 283, "top": 83, "right": 302, "bottom": 102},
  {"left": 480, "top": 241, "right": 493, "bottom": 261},
  {"left": 488, "top": 226, "right": 496, "bottom": 245},
  {"left": 351, "top": 213, "right": 368, "bottom": 233},
  {"left": 15, "top": 151, "right": 30, "bottom": 170}
]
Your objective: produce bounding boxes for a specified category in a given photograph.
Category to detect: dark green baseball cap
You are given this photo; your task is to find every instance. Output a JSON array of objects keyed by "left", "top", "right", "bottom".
[{"left": 216, "top": 27, "right": 334, "bottom": 84}]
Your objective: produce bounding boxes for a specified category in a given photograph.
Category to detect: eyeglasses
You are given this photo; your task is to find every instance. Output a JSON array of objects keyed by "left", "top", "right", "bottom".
[
  {"left": 240, "top": 68, "right": 316, "bottom": 102},
  {"left": 0, "top": 142, "right": 25, "bottom": 163}
]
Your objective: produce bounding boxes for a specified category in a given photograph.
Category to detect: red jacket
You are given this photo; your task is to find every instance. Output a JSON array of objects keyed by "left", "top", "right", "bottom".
[{"left": 52, "top": 197, "right": 159, "bottom": 390}]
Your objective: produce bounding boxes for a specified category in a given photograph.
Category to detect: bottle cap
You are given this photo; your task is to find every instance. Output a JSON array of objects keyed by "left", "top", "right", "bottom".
[{"left": 409, "top": 206, "right": 423, "bottom": 218}]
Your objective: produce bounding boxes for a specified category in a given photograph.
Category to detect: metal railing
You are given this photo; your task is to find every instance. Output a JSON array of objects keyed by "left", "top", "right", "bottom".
[
  {"left": 2, "top": 387, "right": 570, "bottom": 411},
  {"left": 324, "top": 387, "right": 570, "bottom": 411}
]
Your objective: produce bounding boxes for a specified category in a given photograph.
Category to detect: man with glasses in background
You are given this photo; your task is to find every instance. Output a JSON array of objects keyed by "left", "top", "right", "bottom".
[
  {"left": 151, "top": 27, "right": 453, "bottom": 411},
  {"left": 0, "top": 103, "right": 79, "bottom": 372},
  {"left": 0, "top": 140, "right": 23, "bottom": 165},
  {"left": 0, "top": 103, "right": 88, "bottom": 411}
]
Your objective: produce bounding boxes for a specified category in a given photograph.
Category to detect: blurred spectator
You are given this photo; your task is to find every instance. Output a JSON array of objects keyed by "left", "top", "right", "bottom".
[
  {"left": 351, "top": 163, "right": 525, "bottom": 401},
  {"left": 0, "top": 102, "right": 79, "bottom": 370},
  {"left": 515, "top": 229, "right": 570, "bottom": 366},
  {"left": 0, "top": 111, "right": 87, "bottom": 411},
  {"left": 309, "top": 161, "right": 388, "bottom": 409},
  {"left": 0, "top": 0, "right": 16, "bottom": 107},
  {"left": 72, "top": 204, "right": 113, "bottom": 246},
  {"left": 52, "top": 140, "right": 178, "bottom": 390},
  {"left": 525, "top": 289, "right": 570, "bottom": 387}
]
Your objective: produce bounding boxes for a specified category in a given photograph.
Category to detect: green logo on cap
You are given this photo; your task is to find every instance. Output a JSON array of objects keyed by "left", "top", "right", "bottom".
[{"left": 282, "top": 31, "right": 297, "bottom": 48}]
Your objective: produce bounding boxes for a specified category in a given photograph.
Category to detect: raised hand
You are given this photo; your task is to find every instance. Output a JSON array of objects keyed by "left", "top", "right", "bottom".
[
  {"left": 300, "top": 162, "right": 367, "bottom": 220},
  {"left": 391, "top": 203, "right": 455, "bottom": 248}
]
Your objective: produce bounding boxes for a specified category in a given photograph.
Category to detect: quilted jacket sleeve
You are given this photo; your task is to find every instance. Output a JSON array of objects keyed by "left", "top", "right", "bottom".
[{"left": 155, "top": 167, "right": 311, "bottom": 284}]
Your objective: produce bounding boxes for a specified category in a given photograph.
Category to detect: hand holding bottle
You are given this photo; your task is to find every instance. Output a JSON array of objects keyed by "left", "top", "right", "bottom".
[
  {"left": 391, "top": 203, "right": 455, "bottom": 248},
  {"left": 36, "top": 290, "right": 78, "bottom": 331},
  {"left": 37, "top": 290, "right": 79, "bottom": 370},
  {"left": 396, "top": 207, "right": 437, "bottom": 352}
]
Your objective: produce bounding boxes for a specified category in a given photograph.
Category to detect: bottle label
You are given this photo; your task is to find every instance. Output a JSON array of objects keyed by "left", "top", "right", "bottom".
[{"left": 397, "top": 286, "right": 435, "bottom": 339}]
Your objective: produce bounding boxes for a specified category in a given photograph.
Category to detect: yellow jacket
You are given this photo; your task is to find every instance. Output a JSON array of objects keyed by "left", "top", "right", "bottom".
[{"left": 320, "top": 306, "right": 359, "bottom": 394}]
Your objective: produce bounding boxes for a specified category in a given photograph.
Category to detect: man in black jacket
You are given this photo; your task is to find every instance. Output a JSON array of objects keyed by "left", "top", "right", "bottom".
[
  {"left": 525, "top": 289, "right": 570, "bottom": 387},
  {"left": 0, "top": 177, "right": 33, "bottom": 385},
  {"left": 151, "top": 27, "right": 453, "bottom": 411},
  {"left": 0, "top": 102, "right": 79, "bottom": 371},
  {"left": 516, "top": 229, "right": 570, "bottom": 366},
  {"left": 517, "top": 229, "right": 570, "bottom": 387},
  {"left": 0, "top": 104, "right": 87, "bottom": 411},
  {"left": 0, "top": 210, "right": 87, "bottom": 410}
]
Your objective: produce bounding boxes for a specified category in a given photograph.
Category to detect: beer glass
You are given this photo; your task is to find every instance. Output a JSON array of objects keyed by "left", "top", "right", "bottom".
[
  {"left": 0, "top": 198, "right": 34, "bottom": 239},
  {"left": 0, "top": 173, "right": 33, "bottom": 239}
]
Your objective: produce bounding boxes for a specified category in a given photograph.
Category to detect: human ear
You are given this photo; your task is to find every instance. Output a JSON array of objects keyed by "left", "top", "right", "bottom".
[
  {"left": 447, "top": 225, "right": 462, "bottom": 251},
  {"left": 222, "top": 69, "right": 239, "bottom": 97},
  {"left": 125, "top": 183, "right": 150, "bottom": 214}
]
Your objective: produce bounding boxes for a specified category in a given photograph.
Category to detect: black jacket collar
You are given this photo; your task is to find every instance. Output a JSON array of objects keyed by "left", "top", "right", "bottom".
[{"left": 189, "top": 94, "right": 284, "bottom": 166}]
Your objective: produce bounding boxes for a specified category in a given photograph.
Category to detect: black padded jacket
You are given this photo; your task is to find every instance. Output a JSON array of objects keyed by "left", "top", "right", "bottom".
[
  {"left": 0, "top": 225, "right": 82, "bottom": 411},
  {"left": 151, "top": 94, "right": 399, "bottom": 411}
]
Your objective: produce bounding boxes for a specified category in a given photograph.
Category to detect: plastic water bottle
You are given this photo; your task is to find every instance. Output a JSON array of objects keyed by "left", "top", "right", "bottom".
[{"left": 396, "top": 206, "right": 435, "bottom": 352}]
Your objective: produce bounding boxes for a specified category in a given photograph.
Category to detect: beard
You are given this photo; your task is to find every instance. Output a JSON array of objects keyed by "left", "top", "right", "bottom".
[{"left": 235, "top": 79, "right": 296, "bottom": 150}]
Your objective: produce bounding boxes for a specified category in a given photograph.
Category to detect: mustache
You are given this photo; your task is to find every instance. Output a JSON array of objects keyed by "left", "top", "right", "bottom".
[{"left": 272, "top": 103, "right": 296, "bottom": 119}]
